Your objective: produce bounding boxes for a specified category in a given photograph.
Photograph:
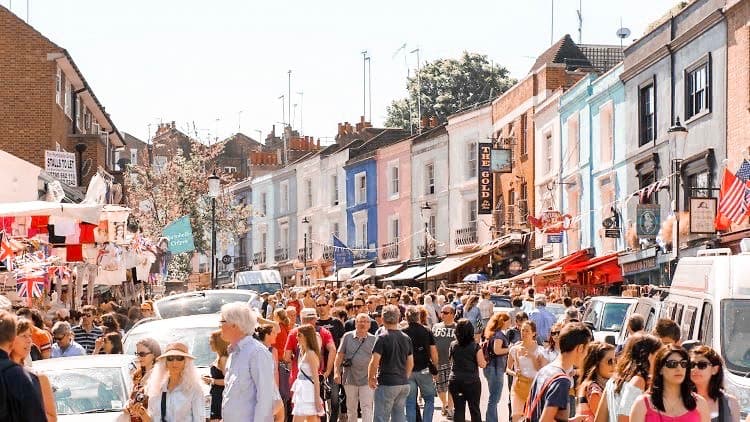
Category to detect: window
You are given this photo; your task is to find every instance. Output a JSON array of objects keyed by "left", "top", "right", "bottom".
[
  {"left": 699, "top": 302, "right": 713, "bottom": 345},
  {"left": 389, "top": 164, "right": 399, "bottom": 196},
  {"left": 686, "top": 59, "right": 710, "bottom": 119},
  {"left": 280, "top": 182, "right": 289, "bottom": 212},
  {"left": 467, "top": 200, "right": 477, "bottom": 227},
  {"left": 519, "top": 182, "right": 528, "bottom": 220},
  {"left": 599, "top": 102, "right": 614, "bottom": 163},
  {"left": 355, "top": 172, "right": 367, "bottom": 204},
  {"left": 130, "top": 149, "right": 138, "bottom": 165},
  {"left": 332, "top": 222, "right": 340, "bottom": 237},
  {"left": 687, "top": 170, "right": 710, "bottom": 199},
  {"left": 507, "top": 189, "right": 516, "bottom": 226},
  {"left": 55, "top": 68, "right": 62, "bottom": 106},
  {"left": 639, "top": 81, "right": 656, "bottom": 145},
  {"left": 520, "top": 114, "right": 528, "bottom": 156},
  {"left": 425, "top": 163, "right": 435, "bottom": 195},
  {"left": 261, "top": 232, "right": 268, "bottom": 254},
  {"left": 305, "top": 178, "right": 313, "bottom": 208},
  {"left": 260, "top": 192, "right": 268, "bottom": 216},
  {"left": 683, "top": 306, "right": 697, "bottom": 340},
  {"left": 356, "top": 221, "right": 368, "bottom": 246},
  {"left": 64, "top": 81, "right": 72, "bottom": 117},
  {"left": 567, "top": 114, "right": 579, "bottom": 167},
  {"left": 330, "top": 175, "right": 339, "bottom": 206},
  {"left": 390, "top": 218, "right": 400, "bottom": 241},
  {"left": 567, "top": 188, "right": 581, "bottom": 252},
  {"left": 280, "top": 225, "right": 289, "bottom": 250},
  {"left": 467, "top": 142, "right": 477, "bottom": 179},
  {"left": 638, "top": 170, "right": 656, "bottom": 204},
  {"left": 545, "top": 133, "right": 554, "bottom": 174},
  {"left": 75, "top": 96, "right": 81, "bottom": 130}
]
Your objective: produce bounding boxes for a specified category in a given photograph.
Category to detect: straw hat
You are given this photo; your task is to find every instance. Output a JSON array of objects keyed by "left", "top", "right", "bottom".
[{"left": 157, "top": 342, "right": 195, "bottom": 360}]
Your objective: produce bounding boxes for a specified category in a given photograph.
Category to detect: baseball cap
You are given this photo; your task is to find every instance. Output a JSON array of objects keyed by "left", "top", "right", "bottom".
[{"left": 300, "top": 308, "right": 317, "bottom": 319}]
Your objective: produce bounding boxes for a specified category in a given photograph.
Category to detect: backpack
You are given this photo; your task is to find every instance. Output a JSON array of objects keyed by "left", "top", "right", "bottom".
[
  {"left": 0, "top": 359, "right": 25, "bottom": 421},
  {"left": 480, "top": 336, "right": 495, "bottom": 362}
]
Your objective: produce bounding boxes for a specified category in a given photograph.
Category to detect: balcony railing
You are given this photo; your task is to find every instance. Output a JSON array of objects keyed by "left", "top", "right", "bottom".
[
  {"left": 297, "top": 247, "right": 312, "bottom": 261},
  {"left": 380, "top": 239, "right": 399, "bottom": 261},
  {"left": 274, "top": 247, "right": 289, "bottom": 262},
  {"left": 322, "top": 245, "right": 334, "bottom": 260},
  {"left": 253, "top": 252, "right": 266, "bottom": 265},
  {"left": 352, "top": 244, "right": 369, "bottom": 260},
  {"left": 455, "top": 226, "right": 478, "bottom": 247}
]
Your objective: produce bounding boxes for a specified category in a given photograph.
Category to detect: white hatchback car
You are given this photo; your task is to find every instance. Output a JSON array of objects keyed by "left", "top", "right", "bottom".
[
  {"left": 582, "top": 296, "right": 636, "bottom": 343},
  {"left": 33, "top": 354, "right": 135, "bottom": 422}
]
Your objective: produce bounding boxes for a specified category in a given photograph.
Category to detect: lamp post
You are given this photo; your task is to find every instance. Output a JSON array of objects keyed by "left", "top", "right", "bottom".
[
  {"left": 207, "top": 171, "right": 221, "bottom": 289},
  {"left": 668, "top": 117, "right": 688, "bottom": 260},
  {"left": 420, "top": 203, "right": 431, "bottom": 284},
  {"left": 302, "top": 216, "right": 310, "bottom": 286}
]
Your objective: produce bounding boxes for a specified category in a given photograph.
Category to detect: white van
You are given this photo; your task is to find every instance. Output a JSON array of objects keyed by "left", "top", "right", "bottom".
[
  {"left": 661, "top": 246, "right": 750, "bottom": 416},
  {"left": 581, "top": 296, "right": 636, "bottom": 343},
  {"left": 232, "top": 269, "right": 283, "bottom": 294}
]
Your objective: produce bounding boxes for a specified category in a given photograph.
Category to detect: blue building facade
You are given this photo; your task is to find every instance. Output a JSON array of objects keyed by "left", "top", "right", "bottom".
[{"left": 344, "top": 156, "right": 378, "bottom": 261}]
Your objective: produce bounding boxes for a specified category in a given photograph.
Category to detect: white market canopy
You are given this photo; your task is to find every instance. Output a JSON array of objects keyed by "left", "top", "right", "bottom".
[{"left": 0, "top": 201, "right": 128, "bottom": 224}]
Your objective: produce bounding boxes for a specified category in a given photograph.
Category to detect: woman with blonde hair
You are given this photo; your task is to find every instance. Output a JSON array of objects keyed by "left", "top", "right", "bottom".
[
  {"left": 129, "top": 342, "right": 205, "bottom": 422},
  {"left": 10, "top": 318, "right": 57, "bottom": 422},
  {"left": 290, "top": 325, "right": 324, "bottom": 421},
  {"left": 202, "top": 331, "right": 228, "bottom": 422}
]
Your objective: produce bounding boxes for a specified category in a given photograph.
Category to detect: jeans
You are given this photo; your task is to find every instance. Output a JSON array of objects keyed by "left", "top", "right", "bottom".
[
  {"left": 483, "top": 365, "right": 505, "bottom": 422},
  {"left": 373, "top": 384, "right": 410, "bottom": 422},
  {"left": 344, "top": 384, "right": 374, "bottom": 422},
  {"left": 320, "top": 374, "right": 340, "bottom": 422},
  {"left": 448, "top": 379, "right": 482, "bottom": 422},
  {"left": 406, "top": 370, "right": 436, "bottom": 422}
]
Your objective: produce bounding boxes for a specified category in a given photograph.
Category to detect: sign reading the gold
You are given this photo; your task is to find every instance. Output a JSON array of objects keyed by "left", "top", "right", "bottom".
[{"left": 478, "top": 143, "right": 494, "bottom": 214}]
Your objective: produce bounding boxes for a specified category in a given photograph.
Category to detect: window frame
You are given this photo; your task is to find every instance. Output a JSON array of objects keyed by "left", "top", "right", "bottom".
[
  {"left": 388, "top": 161, "right": 400, "bottom": 198},
  {"left": 305, "top": 178, "right": 313, "bottom": 209},
  {"left": 638, "top": 77, "right": 657, "bottom": 146},
  {"left": 684, "top": 53, "right": 712, "bottom": 121},
  {"left": 56, "top": 68, "right": 62, "bottom": 106},
  {"left": 467, "top": 142, "right": 477, "bottom": 180},
  {"left": 425, "top": 162, "right": 435, "bottom": 195},
  {"left": 330, "top": 174, "right": 339, "bottom": 206},
  {"left": 355, "top": 172, "right": 367, "bottom": 205}
]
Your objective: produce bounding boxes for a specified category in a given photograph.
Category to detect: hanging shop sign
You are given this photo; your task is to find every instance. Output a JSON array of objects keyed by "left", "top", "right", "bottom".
[
  {"left": 636, "top": 204, "right": 660, "bottom": 237},
  {"left": 602, "top": 209, "right": 621, "bottom": 238},
  {"left": 491, "top": 147, "right": 512, "bottom": 173},
  {"left": 162, "top": 215, "right": 196, "bottom": 254},
  {"left": 45, "top": 150, "right": 77, "bottom": 187},
  {"left": 332, "top": 235, "right": 353, "bottom": 269},
  {"left": 689, "top": 197, "right": 717, "bottom": 234},
  {"left": 547, "top": 233, "right": 563, "bottom": 243},
  {"left": 478, "top": 143, "right": 494, "bottom": 214},
  {"left": 528, "top": 209, "right": 572, "bottom": 234}
]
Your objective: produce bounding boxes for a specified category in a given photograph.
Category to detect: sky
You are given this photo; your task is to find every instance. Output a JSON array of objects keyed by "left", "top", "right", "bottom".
[{"left": 4, "top": 0, "right": 679, "bottom": 146}]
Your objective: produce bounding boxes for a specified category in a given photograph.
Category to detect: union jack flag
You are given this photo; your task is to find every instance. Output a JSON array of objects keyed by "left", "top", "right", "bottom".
[
  {"left": 0, "top": 231, "right": 14, "bottom": 271},
  {"left": 16, "top": 276, "right": 46, "bottom": 299}
]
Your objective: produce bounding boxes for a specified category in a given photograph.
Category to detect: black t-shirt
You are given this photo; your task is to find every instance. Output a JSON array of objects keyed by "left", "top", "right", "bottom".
[
  {"left": 527, "top": 365, "right": 571, "bottom": 422},
  {"left": 372, "top": 329, "right": 413, "bottom": 386},
  {"left": 317, "top": 317, "right": 345, "bottom": 347},
  {"left": 0, "top": 352, "right": 47, "bottom": 422},
  {"left": 402, "top": 322, "right": 436, "bottom": 371},
  {"left": 449, "top": 341, "right": 480, "bottom": 383},
  {"left": 344, "top": 317, "right": 379, "bottom": 335}
]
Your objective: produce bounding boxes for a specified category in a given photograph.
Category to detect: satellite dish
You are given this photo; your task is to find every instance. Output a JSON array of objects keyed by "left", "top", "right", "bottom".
[{"left": 616, "top": 27, "right": 631, "bottom": 39}]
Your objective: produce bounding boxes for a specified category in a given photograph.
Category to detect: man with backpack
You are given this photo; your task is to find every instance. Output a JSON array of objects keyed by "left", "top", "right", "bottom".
[
  {"left": 0, "top": 310, "right": 47, "bottom": 421},
  {"left": 525, "top": 322, "right": 591, "bottom": 422}
]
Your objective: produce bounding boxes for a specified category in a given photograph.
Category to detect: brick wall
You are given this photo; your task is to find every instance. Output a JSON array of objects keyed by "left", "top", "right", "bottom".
[{"left": 726, "top": 0, "right": 750, "bottom": 160}]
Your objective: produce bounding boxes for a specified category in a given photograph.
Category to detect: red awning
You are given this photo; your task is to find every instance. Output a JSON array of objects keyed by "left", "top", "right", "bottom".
[
  {"left": 563, "top": 252, "right": 623, "bottom": 285},
  {"left": 506, "top": 249, "right": 591, "bottom": 283}
]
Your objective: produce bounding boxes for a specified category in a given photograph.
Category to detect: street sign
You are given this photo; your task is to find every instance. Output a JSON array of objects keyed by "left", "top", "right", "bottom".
[
  {"left": 605, "top": 228, "right": 620, "bottom": 238},
  {"left": 478, "top": 143, "right": 493, "bottom": 214},
  {"left": 547, "top": 234, "right": 563, "bottom": 243},
  {"left": 221, "top": 255, "right": 232, "bottom": 265}
]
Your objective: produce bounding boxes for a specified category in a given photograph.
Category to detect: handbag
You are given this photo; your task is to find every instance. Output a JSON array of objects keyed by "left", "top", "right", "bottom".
[{"left": 513, "top": 374, "right": 533, "bottom": 398}]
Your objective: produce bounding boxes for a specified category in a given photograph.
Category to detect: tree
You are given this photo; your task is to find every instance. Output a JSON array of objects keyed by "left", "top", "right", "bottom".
[
  {"left": 124, "top": 144, "right": 251, "bottom": 279},
  {"left": 385, "top": 52, "right": 516, "bottom": 130}
]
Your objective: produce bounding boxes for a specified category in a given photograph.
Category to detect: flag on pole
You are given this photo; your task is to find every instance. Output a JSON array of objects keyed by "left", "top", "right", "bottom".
[
  {"left": 736, "top": 159, "right": 750, "bottom": 213},
  {"left": 717, "top": 168, "right": 748, "bottom": 224},
  {"left": 0, "top": 231, "right": 14, "bottom": 271}
]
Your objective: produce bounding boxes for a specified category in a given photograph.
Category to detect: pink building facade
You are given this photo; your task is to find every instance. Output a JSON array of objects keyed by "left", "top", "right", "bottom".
[{"left": 376, "top": 138, "right": 412, "bottom": 263}]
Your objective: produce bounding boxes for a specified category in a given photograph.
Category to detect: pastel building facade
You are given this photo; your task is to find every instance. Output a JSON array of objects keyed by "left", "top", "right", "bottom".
[
  {"left": 375, "top": 137, "right": 412, "bottom": 263},
  {"left": 251, "top": 174, "right": 275, "bottom": 268}
]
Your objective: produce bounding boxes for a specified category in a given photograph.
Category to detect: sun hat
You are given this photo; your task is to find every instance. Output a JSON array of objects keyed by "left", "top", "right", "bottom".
[
  {"left": 299, "top": 307, "right": 317, "bottom": 319},
  {"left": 157, "top": 342, "right": 195, "bottom": 360}
]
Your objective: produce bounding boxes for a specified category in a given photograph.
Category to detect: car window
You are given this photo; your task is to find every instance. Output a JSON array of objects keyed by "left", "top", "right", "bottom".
[
  {"left": 489, "top": 296, "right": 512, "bottom": 308},
  {"left": 124, "top": 326, "right": 216, "bottom": 367},
  {"left": 45, "top": 367, "right": 126, "bottom": 415},
  {"left": 698, "top": 302, "right": 712, "bottom": 345},
  {"left": 584, "top": 301, "right": 603, "bottom": 327},
  {"left": 601, "top": 302, "right": 631, "bottom": 332},
  {"left": 155, "top": 292, "right": 252, "bottom": 318}
]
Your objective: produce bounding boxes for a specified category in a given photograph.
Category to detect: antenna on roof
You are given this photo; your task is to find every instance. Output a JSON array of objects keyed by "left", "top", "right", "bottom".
[
  {"left": 550, "top": 0, "right": 555, "bottom": 45},
  {"left": 577, "top": 0, "right": 583, "bottom": 44},
  {"left": 616, "top": 20, "right": 631, "bottom": 50}
]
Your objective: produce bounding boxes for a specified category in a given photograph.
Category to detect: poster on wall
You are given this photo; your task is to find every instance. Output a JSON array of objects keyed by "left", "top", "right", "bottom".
[
  {"left": 636, "top": 204, "right": 660, "bottom": 237},
  {"left": 491, "top": 148, "right": 512, "bottom": 173},
  {"left": 478, "top": 143, "right": 494, "bottom": 214},
  {"left": 45, "top": 150, "right": 77, "bottom": 186},
  {"left": 689, "top": 197, "right": 716, "bottom": 234}
]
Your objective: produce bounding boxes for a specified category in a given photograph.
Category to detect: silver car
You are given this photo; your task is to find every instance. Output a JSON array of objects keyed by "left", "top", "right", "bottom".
[{"left": 153, "top": 289, "right": 259, "bottom": 319}]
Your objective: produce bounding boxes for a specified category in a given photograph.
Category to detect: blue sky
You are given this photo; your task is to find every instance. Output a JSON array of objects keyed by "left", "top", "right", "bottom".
[{"left": 5, "top": 0, "right": 678, "bottom": 145}]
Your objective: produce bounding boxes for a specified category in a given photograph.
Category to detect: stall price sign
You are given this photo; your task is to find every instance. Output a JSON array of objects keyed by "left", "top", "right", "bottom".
[
  {"left": 45, "top": 150, "right": 77, "bottom": 186},
  {"left": 477, "top": 143, "right": 494, "bottom": 215},
  {"left": 689, "top": 197, "right": 716, "bottom": 234}
]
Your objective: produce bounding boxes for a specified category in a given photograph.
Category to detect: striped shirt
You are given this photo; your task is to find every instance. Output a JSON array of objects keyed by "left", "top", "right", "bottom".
[{"left": 72, "top": 324, "right": 103, "bottom": 354}]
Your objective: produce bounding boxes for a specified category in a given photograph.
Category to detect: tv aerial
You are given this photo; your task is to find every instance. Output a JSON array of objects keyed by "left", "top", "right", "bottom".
[{"left": 616, "top": 27, "right": 631, "bottom": 48}]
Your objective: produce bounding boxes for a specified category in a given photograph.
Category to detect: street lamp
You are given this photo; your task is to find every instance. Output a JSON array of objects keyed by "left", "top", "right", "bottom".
[
  {"left": 207, "top": 171, "right": 221, "bottom": 288},
  {"left": 420, "top": 203, "right": 431, "bottom": 284},
  {"left": 301, "top": 216, "right": 310, "bottom": 286},
  {"left": 668, "top": 117, "right": 688, "bottom": 260}
]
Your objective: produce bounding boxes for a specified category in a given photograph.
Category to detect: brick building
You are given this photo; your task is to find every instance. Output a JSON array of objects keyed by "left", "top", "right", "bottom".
[{"left": 0, "top": 5, "right": 125, "bottom": 189}]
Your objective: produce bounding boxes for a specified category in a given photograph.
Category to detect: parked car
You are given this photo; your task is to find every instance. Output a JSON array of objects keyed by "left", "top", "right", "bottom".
[
  {"left": 33, "top": 354, "right": 135, "bottom": 421},
  {"left": 581, "top": 296, "right": 636, "bottom": 343},
  {"left": 489, "top": 295, "right": 513, "bottom": 314},
  {"left": 153, "top": 289, "right": 259, "bottom": 319}
]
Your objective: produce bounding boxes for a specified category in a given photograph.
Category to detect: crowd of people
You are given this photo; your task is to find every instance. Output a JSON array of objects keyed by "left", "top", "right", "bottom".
[{"left": 0, "top": 283, "right": 746, "bottom": 422}]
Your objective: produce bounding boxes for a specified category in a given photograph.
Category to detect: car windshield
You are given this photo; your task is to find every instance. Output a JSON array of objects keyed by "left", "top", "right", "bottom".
[
  {"left": 235, "top": 271, "right": 282, "bottom": 294},
  {"left": 236, "top": 282, "right": 279, "bottom": 294},
  {"left": 155, "top": 292, "right": 251, "bottom": 318},
  {"left": 721, "top": 299, "right": 750, "bottom": 375},
  {"left": 45, "top": 367, "right": 126, "bottom": 415},
  {"left": 490, "top": 296, "right": 511, "bottom": 308},
  {"left": 601, "top": 302, "right": 630, "bottom": 332},
  {"left": 124, "top": 326, "right": 216, "bottom": 367}
]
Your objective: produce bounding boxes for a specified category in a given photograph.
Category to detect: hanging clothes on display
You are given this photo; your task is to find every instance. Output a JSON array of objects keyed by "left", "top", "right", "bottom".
[{"left": 96, "top": 243, "right": 126, "bottom": 286}]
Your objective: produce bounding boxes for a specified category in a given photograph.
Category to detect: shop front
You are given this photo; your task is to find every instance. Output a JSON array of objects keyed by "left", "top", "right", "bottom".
[
  {"left": 562, "top": 252, "right": 624, "bottom": 297},
  {"left": 618, "top": 246, "right": 674, "bottom": 286}
]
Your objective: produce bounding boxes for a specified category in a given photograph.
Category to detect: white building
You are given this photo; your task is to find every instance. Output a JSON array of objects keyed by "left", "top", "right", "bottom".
[
  {"left": 294, "top": 152, "right": 320, "bottom": 262},
  {"left": 317, "top": 144, "right": 349, "bottom": 258},
  {"left": 250, "top": 174, "right": 274, "bottom": 269}
]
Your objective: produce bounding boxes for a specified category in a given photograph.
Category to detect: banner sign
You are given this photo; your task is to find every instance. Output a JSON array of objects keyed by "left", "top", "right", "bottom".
[
  {"left": 478, "top": 143, "right": 494, "bottom": 215},
  {"left": 636, "top": 204, "right": 660, "bottom": 237},
  {"left": 45, "top": 150, "right": 77, "bottom": 186},
  {"left": 491, "top": 148, "right": 512, "bottom": 173},
  {"left": 332, "top": 235, "right": 353, "bottom": 270},
  {"left": 547, "top": 233, "right": 563, "bottom": 243},
  {"left": 689, "top": 197, "right": 716, "bottom": 234},
  {"left": 162, "top": 216, "right": 196, "bottom": 254}
]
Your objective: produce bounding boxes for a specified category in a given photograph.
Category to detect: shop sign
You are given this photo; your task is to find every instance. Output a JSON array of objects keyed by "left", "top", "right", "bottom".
[
  {"left": 689, "top": 197, "right": 716, "bottom": 234},
  {"left": 621, "top": 257, "right": 657, "bottom": 275},
  {"left": 162, "top": 215, "right": 196, "bottom": 254},
  {"left": 491, "top": 147, "right": 512, "bottom": 173},
  {"left": 605, "top": 229, "right": 620, "bottom": 238},
  {"left": 636, "top": 204, "right": 660, "bottom": 237},
  {"left": 45, "top": 150, "right": 77, "bottom": 186},
  {"left": 547, "top": 233, "right": 563, "bottom": 243},
  {"left": 478, "top": 143, "right": 494, "bottom": 214}
]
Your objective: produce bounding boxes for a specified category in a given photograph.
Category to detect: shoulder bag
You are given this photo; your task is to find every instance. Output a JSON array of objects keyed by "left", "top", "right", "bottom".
[{"left": 520, "top": 370, "right": 569, "bottom": 422}]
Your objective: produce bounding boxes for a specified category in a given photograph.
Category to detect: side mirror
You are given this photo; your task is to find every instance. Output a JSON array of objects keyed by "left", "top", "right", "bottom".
[{"left": 604, "top": 335, "right": 616, "bottom": 345}]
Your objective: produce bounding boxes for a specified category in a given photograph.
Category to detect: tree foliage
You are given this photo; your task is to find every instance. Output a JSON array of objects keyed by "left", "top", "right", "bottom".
[
  {"left": 124, "top": 144, "right": 250, "bottom": 278},
  {"left": 385, "top": 52, "right": 516, "bottom": 130}
]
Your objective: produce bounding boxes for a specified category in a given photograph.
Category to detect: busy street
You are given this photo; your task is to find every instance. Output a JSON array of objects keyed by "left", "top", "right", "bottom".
[{"left": 2, "top": 0, "right": 750, "bottom": 421}]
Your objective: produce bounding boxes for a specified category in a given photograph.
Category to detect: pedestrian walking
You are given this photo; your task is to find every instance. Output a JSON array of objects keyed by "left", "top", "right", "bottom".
[
  {"left": 689, "top": 345, "right": 741, "bottom": 422},
  {"left": 478, "top": 290, "right": 494, "bottom": 330},
  {"left": 9, "top": 318, "right": 57, "bottom": 421},
  {"left": 254, "top": 324, "right": 285, "bottom": 422},
  {"left": 220, "top": 302, "right": 276, "bottom": 421},
  {"left": 629, "top": 345, "right": 710, "bottom": 422},
  {"left": 203, "top": 331, "right": 228, "bottom": 422},
  {"left": 483, "top": 312, "right": 511, "bottom": 422},
  {"left": 369, "top": 304, "right": 414, "bottom": 422},
  {"left": 335, "top": 313, "right": 376, "bottom": 422},
  {"left": 463, "top": 296, "right": 482, "bottom": 342},
  {"left": 529, "top": 295, "right": 556, "bottom": 344},
  {"left": 448, "top": 318, "right": 487, "bottom": 422},
  {"left": 71, "top": 305, "right": 102, "bottom": 354},
  {"left": 507, "top": 321, "right": 547, "bottom": 422},
  {"left": 124, "top": 338, "right": 161, "bottom": 422},
  {"left": 316, "top": 295, "right": 345, "bottom": 421},
  {"left": 576, "top": 342, "right": 615, "bottom": 421},
  {"left": 50, "top": 321, "right": 86, "bottom": 358},
  {"left": 291, "top": 325, "right": 326, "bottom": 420},
  {"left": 94, "top": 332, "right": 123, "bottom": 354},
  {"left": 0, "top": 310, "right": 47, "bottom": 421},
  {"left": 403, "top": 306, "right": 438, "bottom": 422},
  {"left": 432, "top": 304, "right": 457, "bottom": 419}
]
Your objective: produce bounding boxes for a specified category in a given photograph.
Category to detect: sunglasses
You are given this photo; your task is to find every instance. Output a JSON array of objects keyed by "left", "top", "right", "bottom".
[
  {"left": 690, "top": 361, "right": 713, "bottom": 370},
  {"left": 135, "top": 351, "right": 153, "bottom": 357},
  {"left": 665, "top": 359, "right": 689, "bottom": 369},
  {"left": 83, "top": 313, "right": 93, "bottom": 317},
  {"left": 551, "top": 331, "right": 560, "bottom": 336},
  {"left": 54, "top": 336, "right": 66, "bottom": 341},
  {"left": 166, "top": 356, "right": 185, "bottom": 362},
  {"left": 316, "top": 304, "right": 327, "bottom": 307}
]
